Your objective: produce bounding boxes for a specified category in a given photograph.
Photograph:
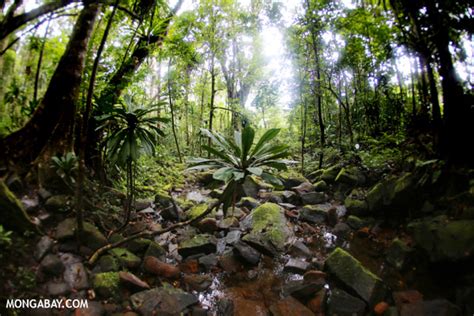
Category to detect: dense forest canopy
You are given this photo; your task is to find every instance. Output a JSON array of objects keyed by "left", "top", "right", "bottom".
[{"left": 0, "top": 0, "right": 473, "bottom": 314}]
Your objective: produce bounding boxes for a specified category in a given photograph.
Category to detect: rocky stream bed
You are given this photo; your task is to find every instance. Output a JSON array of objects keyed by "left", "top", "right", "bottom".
[{"left": 2, "top": 161, "right": 474, "bottom": 315}]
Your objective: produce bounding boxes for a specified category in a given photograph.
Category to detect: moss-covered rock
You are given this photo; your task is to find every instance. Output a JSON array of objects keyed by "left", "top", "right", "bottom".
[
  {"left": 344, "top": 197, "right": 369, "bottom": 216},
  {"left": 178, "top": 234, "right": 217, "bottom": 258},
  {"left": 44, "top": 195, "right": 71, "bottom": 213},
  {"left": 109, "top": 248, "right": 141, "bottom": 268},
  {"left": 299, "top": 205, "right": 328, "bottom": 224},
  {"left": 313, "top": 180, "right": 328, "bottom": 192},
  {"left": 346, "top": 215, "right": 366, "bottom": 230},
  {"left": 320, "top": 165, "right": 342, "bottom": 183},
  {"left": 407, "top": 217, "right": 474, "bottom": 262},
  {"left": 176, "top": 198, "right": 194, "bottom": 211},
  {"left": 144, "top": 241, "right": 166, "bottom": 259},
  {"left": 186, "top": 203, "right": 213, "bottom": 220},
  {"left": 386, "top": 238, "right": 413, "bottom": 270},
  {"left": 81, "top": 222, "right": 108, "bottom": 250},
  {"left": 248, "top": 202, "right": 290, "bottom": 250},
  {"left": 280, "top": 170, "right": 308, "bottom": 189},
  {"left": 0, "top": 181, "right": 37, "bottom": 232},
  {"left": 238, "top": 197, "right": 260, "bottom": 210},
  {"left": 325, "top": 248, "right": 385, "bottom": 305},
  {"left": 98, "top": 255, "right": 120, "bottom": 272},
  {"left": 93, "top": 272, "right": 121, "bottom": 299},
  {"left": 335, "top": 167, "right": 365, "bottom": 186},
  {"left": 126, "top": 238, "right": 152, "bottom": 254}
]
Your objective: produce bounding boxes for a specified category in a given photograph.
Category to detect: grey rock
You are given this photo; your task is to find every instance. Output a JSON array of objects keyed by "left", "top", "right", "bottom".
[
  {"left": 282, "top": 279, "right": 324, "bottom": 300},
  {"left": 64, "top": 262, "right": 89, "bottom": 290},
  {"left": 199, "top": 254, "right": 218, "bottom": 270},
  {"left": 299, "top": 205, "right": 328, "bottom": 224},
  {"left": 300, "top": 192, "right": 327, "bottom": 205},
  {"left": 34, "top": 236, "right": 55, "bottom": 261},
  {"left": 130, "top": 286, "right": 198, "bottom": 315},
  {"left": 326, "top": 288, "right": 366, "bottom": 316},
  {"left": 233, "top": 241, "right": 261, "bottom": 265},
  {"left": 288, "top": 240, "right": 312, "bottom": 258},
  {"left": 40, "top": 254, "right": 65, "bottom": 276},
  {"left": 284, "top": 258, "right": 310, "bottom": 274},
  {"left": 178, "top": 234, "right": 217, "bottom": 258},
  {"left": 225, "top": 230, "right": 241, "bottom": 245},
  {"left": 45, "top": 281, "right": 71, "bottom": 296},
  {"left": 44, "top": 195, "right": 71, "bottom": 213},
  {"left": 333, "top": 222, "right": 351, "bottom": 239}
]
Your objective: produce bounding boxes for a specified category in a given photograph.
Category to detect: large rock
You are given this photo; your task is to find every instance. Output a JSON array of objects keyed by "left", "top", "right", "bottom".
[
  {"left": 247, "top": 202, "right": 290, "bottom": 250},
  {"left": 55, "top": 218, "right": 107, "bottom": 250},
  {"left": 326, "top": 288, "right": 366, "bottom": 316},
  {"left": 0, "top": 180, "right": 37, "bottom": 232},
  {"left": 366, "top": 173, "right": 417, "bottom": 213},
  {"left": 299, "top": 205, "right": 328, "bottom": 224},
  {"left": 155, "top": 191, "right": 179, "bottom": 221},
  {"left": 335, "top": 167, "right": 365, "bottom": 186},
  {"left": 300, "top": 192, "right": 327, "bottom": 205},
  {"left": 44, "top": 195, "right": 71, "bottom": 213},
  {"left": 130, "top": 285, "right": 198, "bottom": 315},
  {"left": 407, "top": 216, "right": 474, "bottom": 262},
  {"left": 178, "top": 234, "right": 217, "bottom": 258},
  {"left": 325, "top": 248, "right": 385, "bottom": 305},
  {"left": 281, "top": 170, "right": 309, "bottom": 189}
]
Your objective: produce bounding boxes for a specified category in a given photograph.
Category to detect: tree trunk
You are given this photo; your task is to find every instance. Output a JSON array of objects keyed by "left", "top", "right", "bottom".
[
  {"left": 208, "top": 55, "right": 216, "bottom": 156},
  {"left": 0, "top": 2, "right": 100, "bottom": 168},
  {"left": 168, "top": 59, "right": 182, "bottom": 163}
]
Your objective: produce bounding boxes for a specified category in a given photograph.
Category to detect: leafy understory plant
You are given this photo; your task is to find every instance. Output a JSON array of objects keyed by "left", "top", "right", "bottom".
[
  {"left": 188, "top": 126, "right": 290, "bottom": 214},
  {"left": 98, "top": 96, "right": 169, "bottom": 230},
  {"left": 51, "top": 152, "right": 78, "bottom": 189}
]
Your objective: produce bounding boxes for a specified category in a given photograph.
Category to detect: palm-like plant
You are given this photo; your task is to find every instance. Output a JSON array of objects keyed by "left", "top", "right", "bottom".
[
  {"left": 189, "top": 126, "right": 290, "bottom": 214},
  {"left": 98, "top": 97, "right": 168, "bottom": 229}
]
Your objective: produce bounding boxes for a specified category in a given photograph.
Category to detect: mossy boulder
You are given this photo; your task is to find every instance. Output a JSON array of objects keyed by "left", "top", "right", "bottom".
[
  {"left": 325, "top": 248, "right": 385, "bottom": 305},
  {"left": 178, "top": 234, "right": 217, "bottom": 258},
  {"left": 187, "top": 203, "right": 214, "bottom": 220},
  {"left": 0, "top": 180, "right": 37, "bottom": 232},
  {"left": 155, "top": 191, "right": 179, "bottom": 220},
  {"left": 344, "top": 197, "right": 369, "bottom": 216},
  {"left": 335, "top": 167, "right": 365, "bottom": 186},
  {"left": 313, "top": 180, "right": 328, "bottom": 192},
  {"left": 407, "top": 217, "right": 474, "bottom": 262},
  {"left": 126, "top": 238, "right": 152, "bottom": 254},
  {"left": 55, "top": 218, "right": 107, "bottom": 250},
  {"left": 320, "top": 165, "right": 342, "bottom": 183},
  {"left": 280, "top": 170, "right": 308, "bottom": 189},
  {"left": 44, "top": 195, "right": 71, "bottom": 213},
  {"left": 109, "top": 248, "right": 141, "bottom": 268},
  {"left": 144, "top": 241, "right": 166, "bottom": 259},
  {"left": 248, "top": 202, "right": 290, "bottom": 250},
  {"left": 238, "top": 197, "right": 260, "bottom": 210},
  {"left": 346, "top": 215, "right": 367, "bottom": 230},
  {"left": 93, "top": 272, "right": 121, "bottom": 299},
  {"left": 299, "top": 205, "right": 328, "bottom": 224}
]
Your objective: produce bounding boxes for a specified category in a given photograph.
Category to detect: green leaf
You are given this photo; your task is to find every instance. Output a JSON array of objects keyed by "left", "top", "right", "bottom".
[
  {"left": 241, "top": 126, "right": 255, "bottom": 162},
  {"left": 251, "top": 128, "right": 280, "bottom": 156},
  {"left": 261, "top": 172, "right": 283, "bottom": 186},
  {"left": 247, "top": 167, "right": 263, "bottom": 176},
  {"left": 213, "top": 167, "right": 235, "bottom": 182}
]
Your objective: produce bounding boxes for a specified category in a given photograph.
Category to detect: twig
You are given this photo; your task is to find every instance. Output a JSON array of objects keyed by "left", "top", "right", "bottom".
[{"left": 87, "top": 200, "right": 220, "bottom": 265}]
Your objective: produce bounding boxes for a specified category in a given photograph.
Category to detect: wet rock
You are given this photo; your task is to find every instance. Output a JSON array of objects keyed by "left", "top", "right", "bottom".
[
  {"left": 119, "top": 271, "right": 150, "bottom": 290},
  {"left": 393, "top": 290, "right": 423, "bottom": 310},
  {"left": 188, "top": 203, "right": 213, "bottom": 220},
  {"left": 313, "top": 180, "right": 328, "bottom": 192},
  {"left": 217, "top": 298, "right": 234, "bottom": 316},
  {"left": 178, "top": 234, "right": 217, "bottom": 258},
  {"left": 327, "top": 207, "right": 338, "bottom": 226},
  {"left": 74, "top": 301, "right": 105, "bottom": 316},
  {"left": 247, "top": 202, "right": 290, "bottom": 250},
  {"left": 97, "top": 255, "right": 120, "bottom": 272},
  {"left": 279, "top": 202, "right": 297, "bottom": 210},
  {"left": 196, "top": 217, "right": 219, "bottom": 233},
  {"left": 400, "top": 299, "right": 460, "bottom": 316},
  {"left": 225, "top": 287, "right": 269, "bottom": 316},
  {"left": 300, "top": 192, "right": 327, "bottom": 205},
  {"left": 238, "top": 197, "right": 260, "bottom": 210},
  {"left": 307, "top": 289, "right": 326, "bottom": 314},
  {"left": 225, "top": 230, "right": 241, "bottom": 245},
  {"left": 407, "top": 217, "right": 474, "bottom": 262},
  {"left": 282, "top": 190, "right": 300, "bottom": 204},
  {"left": 386, "top": 238, "right": 413, "bottom": 270},
  {"left": 233, "top": 241, "right": 261, "bottom": 265},
  {"left": 144, "top": 241, "right": 166, "bottom": 259},
  {"left": 64, "top": 262, "right": 89, "bottom": 290},
  {"left": 179, "top": 259, "right": 200, "bottom": 274},
  {"left": 326, "top": 288, "right": 366, "bottom": 316},
  {"left": 93, "top": 272, "right": 121, "bottom": 299},
  {"left": 288, "top": 240, "right": 312, "bottom": 258},
  {"left": 325, "top": 247, "right": 385, "bottom": 305},
  {"left": 0, "top": 180, "right": 37, "bottom": 232},
  {"left": 40, "top": 254, "right": 65, "bottom": 276},
  {"left": 183, "top": 273, "right": 213, "bottom": 291},
  {"left": 281, "top": 170, "right": 309, "bottom": 189},
  {"left": 218, "top": 251, "right": 242, "bottom": 272},
  {"left": 242, "top": 234, "right": 278, "bottom": 257},
  {"left": 109, "top": 248, "right": 141, "bottom": 268},
  {"left": 130, "top": 285, "right": 198, "bottom": 315},
  {"left": 81, "top": 222, "right": 108, "bottom": 251},
  {"left": 299, "top": 205, "right": 328, "bottom": 224},
  {"left": 332, "top": 222, "right": 351, "bottom": 239},
  {"left": 155, "top": 191, "right": 179, "bottom": 221},
  {"left": 320, "top": 165, "right": 341, "bottom": 183},
  {"left": 34, "top": 236, "right": 55, "bottom": 261},
  {"left": 303, "top": 270, "right": 327, "bottom": 283},
  {"left": 284, "top": 258, "right": 310, "bottom": 274},
  {"left": 22, "top": 196, "right": 39, "bottom": 213},
  {"left": 45, "top": 281, "right": 71, "bottom": 296},
  {"left": 282, "top": 279, "right": 324, "bottom": 300},
  {"left": 38, "top": 188, "right": 52, "bottom": 201},
  {"left": 143, "top": 256, "right": 180, "bottom": 279},
  {"left": 344, "top": 197, "right": 369, "bottom": 216},
  {"left": 44, "top": 195, "right": 71, "bottom": 213},
  {"left": 269, "top": 296, "right": 315, "bottom": 316},
  {"left": 199, "top": 253, "right": 218, "bottom": 270}
]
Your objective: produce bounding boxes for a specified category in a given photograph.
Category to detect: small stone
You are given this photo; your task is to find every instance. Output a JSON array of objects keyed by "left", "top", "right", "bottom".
[
  {"left": 40, "top": 254, "right": 65, "bottom": 276},
  {"left": 179, "top": 259, "right": 200, "bottom": 273},
  {"left": 119, "top": 271, "right": 150, "bottom": 290},
  {"left": 292, "top": 182, "right": 315, "bottom": 195},
  {"left": 299, "top": 205, "right": 328, "bottom": 224},
  {"left": 346, "top": 215, "right": 365, "bottom": 230},
  {"left": 196, "top": 217, "right": 219, "bottom": 233},
  {"left": 22, "top": 196, "right": 39, "bottom": 213},
  {"left": 56, "top": 218, "right": 76, "bottom": 240},
  {"left": 225, "top": 230, "right": 241, "bottom": 245},
  {"left": 74, "top": 301, "right": 105, "bottom": 316},
  {"left": 386, "top": 238, "right": 413, "bottom": 270},
  {"left": 199, "top": 254, "right": 218, "bottom": 270},
  {"left": 238, "top": 197, "right": 260, "bottom": 210},
  {"left": 144, "top": 241, "right": 166, "bottom": 259},
  {"left": 288, "top": 240, "right": 312, "bottom": 258},
  {"left": 130, "top": 286, "right": 198, "bottom": 315},
  {"left": 143, "top": 256, "right": 180, "bottom": 279},
  {"left": 332, "top": 222, "right": 351, "bottom": 239},
  {"left": 38, "top": 188, "right": 52, "bottom": 201},
  {"left": 218, "top": 217, "right": 239, "bottom": 230},
  {"left": 183, "top": 273, "right": 213, "bottom": 291},
  {"left": 327, "top": 207, "right": 338, "bottom": 226},
  {"left": 313, "top": 180, "right": 328, "bottom": 192},
  {"left": 178, "top": 234, "right": 217, "bottom": 258},
  {"left": 233, "top": 241, "right": 261, "bottom": 265},
  {"left": 125, "top": 238, "right": 151, "bottom": 254},
  {"left": 34, "top": 236, "right": 55, "bottom": 261},
  {"left": 300, "top": 192, "right": 327, "bottom": 205},
  {"left": 242, "top": 234, "right": 278, "bottom": 257},
  {"left": 284, "top": 258, "right": 310, "bottom": 274},
  {"left": 218, "top": 251, "right": 242, "bottom": 273}
]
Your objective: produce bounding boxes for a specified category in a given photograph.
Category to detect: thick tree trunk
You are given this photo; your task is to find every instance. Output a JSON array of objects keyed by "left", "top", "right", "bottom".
[{"left": 0, "top": 2, "right": 100, "bottom": 167}]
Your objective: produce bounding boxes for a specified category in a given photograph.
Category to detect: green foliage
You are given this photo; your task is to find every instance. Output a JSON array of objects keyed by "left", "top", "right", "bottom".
[
  {"left": 0, "top": 225, "right": 12, "bottom": 248},
  {"left": 98, "top": 96, "right": 169, "bottom": 167},
  {"left": 188, "top": 126, "right": 290, "bottom": 213},
  {"left": 51, "top": 152, "right": 78, "bottom": 186}
]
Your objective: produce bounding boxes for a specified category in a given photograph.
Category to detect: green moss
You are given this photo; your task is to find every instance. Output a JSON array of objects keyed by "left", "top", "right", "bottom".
[
  {"left": 250, "top": 203, "right": 288, "bottom": 249},
  {"left": 0, "top": 181, "right": 36, "bottom": 232},
  {"left": 98, "top": 255, "right": 120, "bottom": 272},
  {"left": 176, "top": 198, "right": 194, "bottom": 211},
  {"left": 93, "top": 272, "right": 120, "bottom": 299},
  {"left": 314, "top": 180, "right": 328, "bottom": 191},
  {"left": 109, "top": 248, "right": 141, "bottom": 268},
  {"left": 187, "top": 203, "right": 214, "bottom": 220},
  {"left": 180, "top": 234, "right": 215, "bottom": 249},
  {"left": 320, "top": 165, "right": 341, "bottom": 183}
]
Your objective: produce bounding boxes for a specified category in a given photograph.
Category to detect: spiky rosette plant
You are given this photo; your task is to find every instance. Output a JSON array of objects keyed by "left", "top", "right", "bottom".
[{"left": 188, "top": 126, "right": 290, "bottom": 214}]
